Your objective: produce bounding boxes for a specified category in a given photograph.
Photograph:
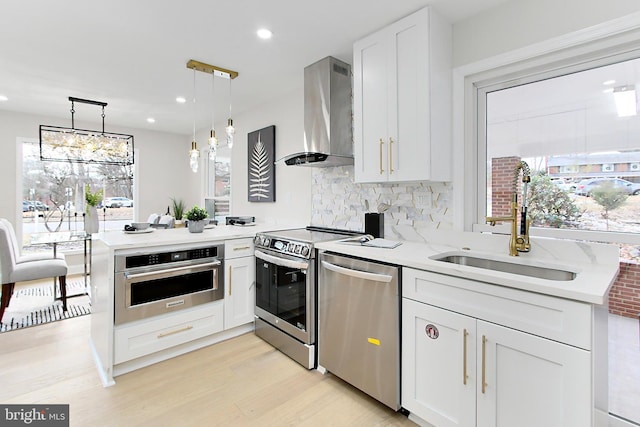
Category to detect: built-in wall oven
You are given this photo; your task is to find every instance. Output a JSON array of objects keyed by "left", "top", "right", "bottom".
[
  {"left": 114, "top": 244, "right": 224, "bottom": 325},
  {"left": 253, "top": 227, "right": 358, "bottom": 369}
]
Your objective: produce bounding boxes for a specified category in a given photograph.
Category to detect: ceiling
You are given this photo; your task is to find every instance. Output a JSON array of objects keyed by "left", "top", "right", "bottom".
[{"left": 0, "top": 0, "right": 510, "bottom": 136}]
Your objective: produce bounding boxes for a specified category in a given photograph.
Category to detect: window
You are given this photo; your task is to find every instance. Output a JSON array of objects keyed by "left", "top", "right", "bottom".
[
  {"left": 21, "top": 140, "right": 134, "bottom": 250},
  {"left": 559, "top": 165, "right": 579, "bottom": 174},
  {"left": 470, "top": 32, "right": 640, "bottom": 425},
  {"left": 478, "top": 52, "right": 640, "bottom": 251},
  {"left": 205, "top": 154, "right": 230, "bottom": 222}
]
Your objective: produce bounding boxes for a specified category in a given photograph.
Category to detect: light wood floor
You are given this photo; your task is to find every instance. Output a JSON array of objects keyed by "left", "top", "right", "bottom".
[{"left": 0, "top": 292, "right": 416, "bottom": 426}]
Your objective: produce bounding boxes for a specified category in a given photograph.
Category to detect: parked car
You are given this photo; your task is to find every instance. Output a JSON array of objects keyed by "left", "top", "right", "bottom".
[
  {"left": 23, "top": 200, "right": 50, "bottom": 211},
  {"left": 574, "top": 178, "right": 640, "bottom": 196},
  {"left": 102, "top": 197, "right": 133, "bottom": 208},
  {"left": 550, "top": 178, "right": 577, "bottom": 192}
]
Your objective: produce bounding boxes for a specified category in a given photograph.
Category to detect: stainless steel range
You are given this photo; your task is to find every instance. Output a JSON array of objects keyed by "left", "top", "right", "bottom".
[{"left": 253, "top": 227, "right": 357, "bottom": 369}]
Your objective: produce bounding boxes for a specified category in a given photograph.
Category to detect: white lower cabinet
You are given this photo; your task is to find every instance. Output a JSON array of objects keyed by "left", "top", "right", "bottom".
[
  {"left": 224, "top": 256, "right": 256, "bottom": 329},
  {"left": 402, "top": 268, "right": 593, "bottom": 427},
  {"left": 224, "top": 239, "right": 255, "bottom": 330},
  {"left": 476, "top": 320, "right": 590, "bottom": 427},
  {"left": 402, "top": 299, "right": 476, "bottom": 427},
  {"left": 114, "top": 301, "right": 224, "bottom": 364}
]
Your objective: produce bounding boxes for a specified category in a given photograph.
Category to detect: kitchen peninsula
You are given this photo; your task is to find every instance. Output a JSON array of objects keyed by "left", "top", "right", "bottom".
[{"left": 89, "top": 224, "right": 296, "bottom": 386}]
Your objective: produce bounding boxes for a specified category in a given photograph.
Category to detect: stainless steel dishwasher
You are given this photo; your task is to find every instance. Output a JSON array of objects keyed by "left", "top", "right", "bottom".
[{"left": 318, "top": 251, "right": 401, "bottom": 410}]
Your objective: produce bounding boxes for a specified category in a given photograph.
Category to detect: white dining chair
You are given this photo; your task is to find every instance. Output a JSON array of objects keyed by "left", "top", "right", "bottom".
[{"left": 0, "top": 218, "right": 68, "bottom": 322}]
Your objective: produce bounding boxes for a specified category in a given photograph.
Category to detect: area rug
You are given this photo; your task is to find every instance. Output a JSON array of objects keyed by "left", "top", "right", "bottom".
[{"left": 0, "top": 280, "right": 91, "bottom": 333}]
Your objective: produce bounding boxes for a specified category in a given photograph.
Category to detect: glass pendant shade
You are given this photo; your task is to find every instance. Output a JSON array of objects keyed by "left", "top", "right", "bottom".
[
  {"left": 189, "top": 141, "right": 199, "bottom": 173},
  {"left": 226, "top": 118, "right": 235, "bottom": 148},
  {"left": 208, "top": 129, "right": 218, "bottom": 160}
]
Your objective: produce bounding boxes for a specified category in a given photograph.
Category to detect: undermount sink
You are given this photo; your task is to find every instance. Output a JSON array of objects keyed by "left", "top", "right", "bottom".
[{"left": 431, "top": 253, "right": 577, "bottom": 281}]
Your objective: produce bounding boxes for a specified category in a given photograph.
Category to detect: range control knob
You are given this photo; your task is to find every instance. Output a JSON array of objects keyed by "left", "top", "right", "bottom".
[
  {"left": 264, "top": 238, "right": 271, "bottom": 248},
  {"left": 301, "top": 246, "right": 310, "bottom": 257},
  {"left": 254, "top": 235, "right": 262, "bottom": 246}
]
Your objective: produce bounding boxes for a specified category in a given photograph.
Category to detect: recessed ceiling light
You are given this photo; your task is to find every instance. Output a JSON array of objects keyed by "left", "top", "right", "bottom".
[
  {"left": 603, "top": 80, "right": 616, "bottom": 86},
  {"left": 176, "top": 96, "right": 186, "bottom": 104},
  {"left": 257, "top": 28, "right": 272, "bottom": 40},
  {"left": 147, "top": 117, "right": 156, "bottom": 123},
  {"left": 0, "top": 95, "right": 8, "bottom": 101}
]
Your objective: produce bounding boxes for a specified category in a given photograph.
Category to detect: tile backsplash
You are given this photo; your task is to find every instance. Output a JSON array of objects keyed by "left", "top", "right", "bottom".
[{"left": 311, "top": 166, "right": 453, "bottom": 242}]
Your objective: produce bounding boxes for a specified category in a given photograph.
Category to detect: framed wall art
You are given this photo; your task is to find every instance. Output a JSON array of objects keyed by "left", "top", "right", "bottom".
[{"left": 247, "top": 125, "right": 276, "bottom": 202}]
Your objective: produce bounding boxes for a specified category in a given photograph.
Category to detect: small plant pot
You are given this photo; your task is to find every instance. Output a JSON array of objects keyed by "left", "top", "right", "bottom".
[{"left": 187, "top": 220, "right": 206, "bottom": 233}]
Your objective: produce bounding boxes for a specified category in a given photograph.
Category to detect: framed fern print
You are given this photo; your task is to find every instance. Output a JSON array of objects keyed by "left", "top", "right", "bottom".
[{"left": 248, "top": 125, "right": 276, "bottom": 202}]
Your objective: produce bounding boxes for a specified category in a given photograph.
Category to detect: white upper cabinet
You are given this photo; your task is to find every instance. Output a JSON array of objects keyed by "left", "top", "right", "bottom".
[{"left": 353, "top": 7, "right": 452, "bottom": 183}]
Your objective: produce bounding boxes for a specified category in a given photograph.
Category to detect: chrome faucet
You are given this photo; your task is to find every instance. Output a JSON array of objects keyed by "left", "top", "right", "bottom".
[{"left": 486, "top": 160, "right": 531, "bottom": 256}]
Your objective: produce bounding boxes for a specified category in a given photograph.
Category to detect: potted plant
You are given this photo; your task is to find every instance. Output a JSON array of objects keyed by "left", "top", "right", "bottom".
[
  {"left": 171, "top": 197, "right": 186, "bottom": 228},
  {"left": 185, "top": 205, "right": 208, "bottom": 233},
  {"left": 84, "top": 185, "right": 103, "bottom": 234}
]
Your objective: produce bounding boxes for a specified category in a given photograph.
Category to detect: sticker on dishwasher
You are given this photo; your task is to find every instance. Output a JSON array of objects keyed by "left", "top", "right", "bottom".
[
  {"left": 367, "top": 338, "right": 381, "bottom": 346},
  {"left": 425, "top": 324, "right": 439, "bottom": 339}
]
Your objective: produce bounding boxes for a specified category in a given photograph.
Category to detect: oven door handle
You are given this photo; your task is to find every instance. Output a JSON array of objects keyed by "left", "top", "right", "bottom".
[
  {"left": 124, "top": 260, "right": 221, "bottom": 281},
  {"left": 255, "top": 250, "right": 309, "bottom": 270}
]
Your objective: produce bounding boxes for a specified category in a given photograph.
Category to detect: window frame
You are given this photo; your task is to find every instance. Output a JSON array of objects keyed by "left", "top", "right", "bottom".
[{"left": 454, "top": 15, "right": 640, "bottom": 248}]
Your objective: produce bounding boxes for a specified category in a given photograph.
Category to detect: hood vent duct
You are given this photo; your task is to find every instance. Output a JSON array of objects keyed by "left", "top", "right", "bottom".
[{"left": 280, "top": 56, "right": 353, "bottom": 167}]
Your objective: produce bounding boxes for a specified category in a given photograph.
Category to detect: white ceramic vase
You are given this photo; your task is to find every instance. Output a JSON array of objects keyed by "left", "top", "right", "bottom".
[
  {"left": 187, "top": 220, "right": 205, "bottom": 233},
  {"left": 85, "top": 206, "right": 99, "bottom": 234}
]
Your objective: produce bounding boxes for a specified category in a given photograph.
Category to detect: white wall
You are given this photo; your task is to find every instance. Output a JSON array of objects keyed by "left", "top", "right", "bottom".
[
  {"left": 453, "top": 0, "right": 640, "bottom": 67},
  {"left": 224, "top": 88, "right": 311, "bottom": 225},
  {"left": 0, "top": 110, "right": 199, "bottom": 228}
]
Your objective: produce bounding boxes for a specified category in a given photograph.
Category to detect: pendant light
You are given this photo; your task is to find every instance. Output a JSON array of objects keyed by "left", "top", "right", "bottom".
[
  {"left": 185, "top": 59, "right": 239, "bottom": 165},
  {"left": 189, "top": 69, "right": 200, "bottom": 173},
  {"left": 208, "top": 73, "right": 218, "bottom": 160},
  {"left": 226, "top": 77, "right": 235, "bottom": 149}
]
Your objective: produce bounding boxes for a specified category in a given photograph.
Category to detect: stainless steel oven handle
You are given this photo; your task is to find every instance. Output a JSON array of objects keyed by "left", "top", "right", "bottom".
[
  {"left": 321, "top": 260, "right": 393, "bottom": 283},
  {"left": 124, "top": 260, "right": 221, "bottom": 281},
  {"left": 255, "top": 250, "right": 309, "bottom": 270}
]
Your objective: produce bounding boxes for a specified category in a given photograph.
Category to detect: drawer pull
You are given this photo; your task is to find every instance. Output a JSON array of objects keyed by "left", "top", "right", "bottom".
[
  {"left": 481, "top": 335, "right": 487, "bottom": 394},
  {"left": 379, "top": 138, "right": 384, "bottom": 174},
  {"left": 463, "top": 328, "right": 468, "bottom": 385},
  {"left": 389, "top": 137, "right": 394, "bottom": 174},
  {"left": 157, "top": 325, "right": 193, "bottom": 338},
  {"left": 233, "top": 246, "right": 251, "bottom": 251}
]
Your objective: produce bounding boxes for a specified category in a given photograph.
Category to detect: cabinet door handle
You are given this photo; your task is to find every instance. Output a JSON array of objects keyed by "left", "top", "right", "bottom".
[
  {"left": 228, "top": 266, "right": 233, "bottom": 296},
  {"left": 463, "top": 329, "right": 468, "bottom": 385},
  {"left": 157, "top": 325, "right": 193, "bottom": 338},
  {"left": 389, "top": 137, "right": 394, "bottom": 174},
  {"left": 379, "top": 138, "right": 384, "bottom": 174},
  {"left": 481, "top": 335, "right": 487, "bottom": 394}
]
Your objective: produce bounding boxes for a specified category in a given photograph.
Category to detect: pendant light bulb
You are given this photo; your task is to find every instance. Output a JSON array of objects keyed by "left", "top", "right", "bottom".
[
  {"left": 209, "top": 129, "right": 218, "bottom": 147},
  {"left": 208, "top": 129, "right": 218, "bottom": 160},
  {"left": 226, "top": 118, "right": 235, "bottom": 149},
  {"left": 190, "top": 141, "right": 199, "bottom": 173}
]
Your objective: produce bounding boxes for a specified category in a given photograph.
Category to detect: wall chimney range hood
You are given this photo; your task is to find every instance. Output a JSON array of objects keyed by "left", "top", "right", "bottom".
[{"left": 280, "top": 56, "right": 353, "bottom": 167}]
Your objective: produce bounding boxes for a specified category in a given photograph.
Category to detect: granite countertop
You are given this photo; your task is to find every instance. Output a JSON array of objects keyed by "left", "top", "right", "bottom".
[{"left": 315, "top": 230, "right": 620, "bottom": 305}]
